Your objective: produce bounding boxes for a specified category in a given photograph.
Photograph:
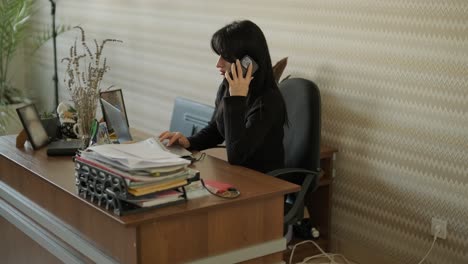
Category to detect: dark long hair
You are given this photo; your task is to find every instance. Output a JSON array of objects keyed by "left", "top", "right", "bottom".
[{"left": 211, "top": 20, "right": 288, "bottom": 125}]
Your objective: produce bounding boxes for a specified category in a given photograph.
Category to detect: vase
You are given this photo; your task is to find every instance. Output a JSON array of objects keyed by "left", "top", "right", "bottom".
[
  {"left": 72, "top": 90, "right": 99, "bottom": 148},
  {"left": 74, "top": 103, "right": 98, "bottom": 148},
  {"left": 74, "top": 117, "right": 93, "bottom": 147}
]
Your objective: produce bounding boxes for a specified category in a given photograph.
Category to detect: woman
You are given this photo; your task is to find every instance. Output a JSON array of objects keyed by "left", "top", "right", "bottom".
[{"left": 159, "top": 20, "right": 288, "bottom": 173}]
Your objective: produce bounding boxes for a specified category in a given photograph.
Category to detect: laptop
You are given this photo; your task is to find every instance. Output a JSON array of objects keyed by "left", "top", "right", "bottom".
[
  {"left": 16, "top": 104, "right": 83, "bottom": 156},
  {"left": 100, "top": 98, "right": 133, "bottom": 143},
  {"left": 99, "top": 96, "right": 192, "bottom": 157},
  {"left": 100, "top": 89, "right": 129, "bottom": 131}
]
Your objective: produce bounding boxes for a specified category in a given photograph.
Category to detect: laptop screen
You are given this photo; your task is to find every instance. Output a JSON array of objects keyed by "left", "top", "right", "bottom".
[
  {"left": 100, "top": 89, "right": 129, "bottom": 129},
  {"left": 100, "top": 98, "right": 133, "bottom": 143}
]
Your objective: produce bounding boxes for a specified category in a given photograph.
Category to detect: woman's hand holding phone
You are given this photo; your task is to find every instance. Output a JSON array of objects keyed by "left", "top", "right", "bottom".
[{"left": 225, "top": 59, "right": 254, "bottom": 96}]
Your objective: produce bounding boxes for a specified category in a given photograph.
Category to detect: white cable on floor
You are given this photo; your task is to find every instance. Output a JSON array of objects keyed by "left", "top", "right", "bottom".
[
  {"left": 289, "top": 240, "right": 353, "bottom": 264},
  {"left": 290, "top": 228, "right": 440, "bottom": 264},
  {"left": 302, "top": 253, "right": 354, "bottom": 264}
]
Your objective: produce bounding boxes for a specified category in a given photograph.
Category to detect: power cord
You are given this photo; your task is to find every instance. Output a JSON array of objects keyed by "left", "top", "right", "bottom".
[
  {"left": 290, "top": 227, "right": 441, "bottom": 264},
  {"left": 185, "top": 152, "right": 206, "bottom": 164},
  {"left": 289, "top": 240, "right": 354, "bottom": 264},
  {"left": 416, "top": 226, "right": 440, "bottom": 264}
]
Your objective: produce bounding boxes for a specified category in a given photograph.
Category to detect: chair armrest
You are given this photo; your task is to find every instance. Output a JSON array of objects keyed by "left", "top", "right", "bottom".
[
  {"left": 267, "top": 168, "right": 321, "bottom": 225},
  {"left": 267, "top": 168, "right": 320, "bottom": 191},
  {"left": 267, "top": 168, "right": 317, "bottom": 177}
]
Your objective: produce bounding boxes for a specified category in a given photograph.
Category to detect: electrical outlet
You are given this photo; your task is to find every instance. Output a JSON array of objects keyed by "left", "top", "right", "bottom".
[{"left": 431, "top": 218, "right": 447, "bottom": 239}]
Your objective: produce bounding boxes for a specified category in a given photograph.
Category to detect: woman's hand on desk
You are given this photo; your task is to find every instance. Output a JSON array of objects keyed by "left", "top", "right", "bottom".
[{"left": 159, "top": 131, "right": 190, "bottom": 148}]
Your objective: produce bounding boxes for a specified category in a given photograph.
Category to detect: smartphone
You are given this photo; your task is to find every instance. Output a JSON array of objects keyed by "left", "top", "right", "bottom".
[{"left": 240, "top": 55, "right": 259, "bottom": 76}]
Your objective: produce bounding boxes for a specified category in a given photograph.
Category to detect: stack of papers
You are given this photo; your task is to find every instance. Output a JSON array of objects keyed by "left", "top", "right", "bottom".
[
  {"left": 78, "top": 138, "right": 197, "bottom": 207},
  {"left": 81, "top": 138, "right": 190, "bottom": 172},
  {"left": 124, "top": 189, "right": 185, "bottom": 207}
]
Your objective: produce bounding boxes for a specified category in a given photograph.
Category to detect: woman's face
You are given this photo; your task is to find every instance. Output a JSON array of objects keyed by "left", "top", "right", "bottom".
[{"left": 216, "top": 56, "right": 232, "bottom": 77}]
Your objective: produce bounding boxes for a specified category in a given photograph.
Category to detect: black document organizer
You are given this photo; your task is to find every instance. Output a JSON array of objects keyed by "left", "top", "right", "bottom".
[{"left": 74, "top": 158, "right": 199, "bottom": 216}]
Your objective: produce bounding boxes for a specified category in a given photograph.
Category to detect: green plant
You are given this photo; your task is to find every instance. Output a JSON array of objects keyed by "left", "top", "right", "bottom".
[
  {"left": 0, "top": 0, "right": 70, "bottom": 134},
  {"left": 0, "top": 108, "right": 11, "bottom": 133},
  {"left": 31, "top": 23, "right": 71, "bottom": 53},
  {"left": 0, "top": 0, "right": 70, "bottom": 104},
  {"left": 40, "top": 110, "right": 56, "bottom": 119},
  {"left": 0, "top": 0, "right": 33, "bottom": 104}
]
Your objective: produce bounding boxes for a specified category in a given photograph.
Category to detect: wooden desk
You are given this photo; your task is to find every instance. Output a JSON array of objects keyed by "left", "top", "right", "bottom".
[
  {"left": 204, "top": 146, "right": 338, "bottom": 262},
  {"left": 0, "top": 135, "right": 299, "bottom": 264}
]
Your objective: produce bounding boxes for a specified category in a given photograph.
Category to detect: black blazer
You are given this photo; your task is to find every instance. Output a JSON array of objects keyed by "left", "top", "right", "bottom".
[{"left": 188, "top": 82, "right": 285, "bottom": 173}]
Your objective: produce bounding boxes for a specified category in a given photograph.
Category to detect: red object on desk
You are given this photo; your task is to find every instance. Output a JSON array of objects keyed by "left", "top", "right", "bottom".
[{"left": 203, "top": 179, "right": 233, "bottom": 194}]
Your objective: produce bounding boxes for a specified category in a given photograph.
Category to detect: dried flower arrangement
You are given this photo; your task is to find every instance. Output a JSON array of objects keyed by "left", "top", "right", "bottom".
[{"left": 61, "top": 26, "right": 122, "bottom": 140}]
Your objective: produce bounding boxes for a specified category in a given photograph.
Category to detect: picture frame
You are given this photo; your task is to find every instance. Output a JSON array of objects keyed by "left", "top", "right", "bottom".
[{"left": 16, "top": 104, "right": 49, "bottom": 149}]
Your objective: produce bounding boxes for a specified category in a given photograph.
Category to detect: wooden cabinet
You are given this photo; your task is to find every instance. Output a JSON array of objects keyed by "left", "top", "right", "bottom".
[{"left": 283, "top": 146, "right": 337, "bottom": 262}]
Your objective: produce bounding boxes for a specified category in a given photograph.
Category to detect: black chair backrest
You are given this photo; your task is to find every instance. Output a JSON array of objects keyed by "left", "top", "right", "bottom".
[{"left": 279, "top": 78, "right": 321, "bottom": 172}]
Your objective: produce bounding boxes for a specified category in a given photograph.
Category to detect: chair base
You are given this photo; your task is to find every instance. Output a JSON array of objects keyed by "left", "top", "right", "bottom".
[{"left": 284, "top": 224, "right": 293, "bottom": 243}]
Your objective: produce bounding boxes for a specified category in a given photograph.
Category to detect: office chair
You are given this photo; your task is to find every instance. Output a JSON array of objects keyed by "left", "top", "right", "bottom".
[
  {"left": 169, "top": 97, "right": 215, "bottom": 136},
  {"left": 267, "top": 78, "right": 322, "bottom": 232}
]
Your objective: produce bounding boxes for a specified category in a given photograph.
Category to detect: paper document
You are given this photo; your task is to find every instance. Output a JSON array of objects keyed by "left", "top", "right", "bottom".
[
  {"left": 83, "top": 138, "right": 190, "bottom": 170},
  {"left": 157, "top": 140, "right": 193, "bottom": 157}
]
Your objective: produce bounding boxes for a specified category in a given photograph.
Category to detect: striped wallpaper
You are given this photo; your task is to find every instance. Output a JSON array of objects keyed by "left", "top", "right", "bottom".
[{"left": 26, "top": 1, "right": 467, "bottom": 263}]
